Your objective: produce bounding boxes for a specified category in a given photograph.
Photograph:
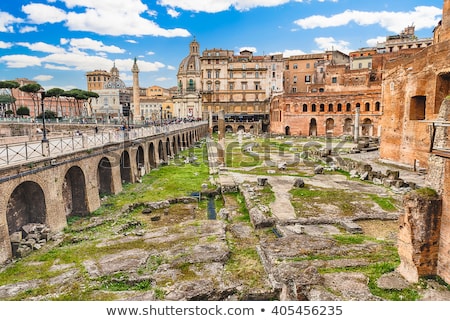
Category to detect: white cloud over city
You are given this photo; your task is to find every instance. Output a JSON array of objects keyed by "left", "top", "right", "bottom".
[{"left": 294, "top": 6, "right": 442, "bottom": 33}]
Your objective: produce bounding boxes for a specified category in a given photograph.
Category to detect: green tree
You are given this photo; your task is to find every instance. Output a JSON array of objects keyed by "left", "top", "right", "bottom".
[
  {"left": 46, "top": 87, "right": 65, "bottom": 116},
  {"left": 19, "top": 83, "right": 42, "bottom": 118},
  {"left": 0, "top": 80, "right": 20, "bottom": 115},
  {"left": 16, "top": 106, "right": 30, "bottom": 117}
]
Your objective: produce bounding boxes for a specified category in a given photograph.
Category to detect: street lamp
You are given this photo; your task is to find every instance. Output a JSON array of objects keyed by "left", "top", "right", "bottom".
[{"left": 38, "top": 88, "right": 48, "bottom": 143}]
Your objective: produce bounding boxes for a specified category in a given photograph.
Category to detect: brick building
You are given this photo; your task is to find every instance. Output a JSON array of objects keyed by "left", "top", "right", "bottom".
[{"left": 380, "top": 0, "right": 450, "bottom": 284}]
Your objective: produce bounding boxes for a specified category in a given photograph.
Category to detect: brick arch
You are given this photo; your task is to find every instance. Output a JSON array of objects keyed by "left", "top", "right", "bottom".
[
  {"left": 6, "top": 181, "right": 47, "bottom": 236},
  {"left": 97, "top": 157, "right": 114, "bottom": 195},
  {"left": 148, "top": 142, "right": 157, "bottom": 168},
  {"left": 158, "top": 139, "right": 166, "bottom": 162},
  {"left": 63, "top": 166, "right": 89, "bottom": 217},
  {"left": 120, "top": 150, "right": 132, "bottom": 184}
]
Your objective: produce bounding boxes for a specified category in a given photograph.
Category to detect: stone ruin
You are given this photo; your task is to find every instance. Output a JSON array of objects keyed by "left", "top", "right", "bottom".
[{"left": 10, "top": 223, "right": 51, "bottom": 258}]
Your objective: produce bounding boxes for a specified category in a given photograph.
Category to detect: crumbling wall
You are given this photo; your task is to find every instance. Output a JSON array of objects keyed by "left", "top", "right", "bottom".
[{"left": 397, "top": 190, "right": 442, "bottom": 283}]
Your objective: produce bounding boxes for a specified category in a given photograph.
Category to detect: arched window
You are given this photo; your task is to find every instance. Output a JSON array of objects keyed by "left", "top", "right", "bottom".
[
  {"left": 337, "top": 103, "right": 342, "bottom": 112},
  {"left": 303, "top": 104, "right": 308, "bottom": 112},
  {"left": 311, "top": 104, "right": 316, "bottom": 112},
  {"left": 346, "top": 103, "right": 351, "bottom": 112},
  {"left": 328, "top": 104, "right": 333, "bottom": 112},
  {"left": 365, "top": 102, "right": 370, "bottom": 111}
]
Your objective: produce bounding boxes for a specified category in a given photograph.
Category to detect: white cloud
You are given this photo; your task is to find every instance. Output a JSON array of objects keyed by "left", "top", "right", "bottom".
[
  {"left": 0, "top": 41, "right": 13, "bottom": 49},
  {"left": 157, "top": 0, "right": 292, "bottom": 13},
  {"left": 19, "top": 26, "right": 38, "bottom": 33},
  {"left": 25, "top": 0, "right": 188, "bottom": 37},
  {"left": 314, "top": 37, "right": 353, "bottom": 53},
  {"left": 0, "top": 54, "right": 41, "bottom": 68},
  {"left": 17, "top": 42, "right": 66, "bottom": 54},
  {"left": 294, "top": 6, "right": 442, "bottom": 33},
  {"left": 34, "top": 75, "right": 54, "bottom": 82},
  {"left": 147, "top": 51, "right": 156, "bottom": 55},
  {"left": 167, "top": 65, "right": 176, "bottom": 70},
  {"left": 366, "top": 36, "right": 386, "bottom": 47},
  {"left": 280, "top": 49, "right": 307, "bottom": 57},
  {"left": 126, "top": 40, "right": 138, "bottom": 44},
  {"left": 22, "top": 3, "right": 67, "bottom": 24},
  {"left": 66, "top": 38, "right": 126, "bottom": 53},
  {"left": 0, "top": 11, "right": 23, "bottom": 32},
  {"left": 239, "top": 46, "right": 257, "bottom": 53},
  {"left": 167, "top": 8, "right": 180, "bottom": 18}
]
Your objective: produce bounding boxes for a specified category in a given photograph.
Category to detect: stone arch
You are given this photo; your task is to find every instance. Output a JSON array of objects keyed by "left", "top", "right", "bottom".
[
  {"left": 326, "top": 118, "right": 334, "bottom": 133},
  {"left": 177, "top": 135, "right": 182, "bottom": 151},
  {"left": 182, "top": 133, "right": 187, "bottom": 148},
  {"left": 97, "top": 157, "right": 113, "bottom": 195},
  {"left": 120, "top": 150, "right": 132, "bottom": 184},
  {"left": 136, "top": 145, "right": 144, "bottom": 169},
  {"left": 249, "top": 125, "right": 255, "bottom": 134},
  {"left": 237, "top": 125, "right": 245, "bottom": 132},
  {"left": 6, "top": 181, "right": 46, "bottom": 235},
  {"left": 172, "top": 137, "right": 177, "bottom": 155},
  {"left": 309, "top": 118, "right": 317, "bottom": 136},
  {"left": 166, "top": 137, "right": 171, "bottom": 157},
  {"left": 158, "top": 140, "right": 166, "bottom": 162},
  {"left": 285, "top": 126, "right": 291, "bottom": 136},
  {"left": 212, "top": 125, "right": 218, "bottom": 133},
  {"left": 63, "top": 166, "right": 89, "bottom": 217},
  {"left": 149, "top": 142, "right": 156, "bottom": 168},
  {"left": 362, "top": 118, "right": 373, "bottom": 136},
  {"left": 344, "top": 118, "right": 353, "bottom": 135},
  {"left": 225, "top": 125, "right": 233, "bottom": 133}
]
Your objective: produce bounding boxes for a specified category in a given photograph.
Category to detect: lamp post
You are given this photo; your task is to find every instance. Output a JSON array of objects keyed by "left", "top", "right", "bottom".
[
  {"left": 38, "top": 88, "right": 48, "bottom": 143},
  {"left": 160, "top": 105, "right": 163, "bottom": 126}
]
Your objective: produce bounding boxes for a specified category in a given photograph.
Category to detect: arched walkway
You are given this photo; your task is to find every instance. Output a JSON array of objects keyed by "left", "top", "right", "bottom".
[
  {"left": 120, "top": 151, "right": 132, "bottom": 184},
  {"left": 63, "top": 166, "right": 88, "bottom": 217},
  {"left": 98, "top": 157, "right": 113, "bottom": 195}
]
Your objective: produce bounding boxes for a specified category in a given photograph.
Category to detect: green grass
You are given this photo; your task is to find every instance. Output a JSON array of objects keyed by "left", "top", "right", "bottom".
[{"left": 369, "top": 194, "right": 397, "bottom": 211}]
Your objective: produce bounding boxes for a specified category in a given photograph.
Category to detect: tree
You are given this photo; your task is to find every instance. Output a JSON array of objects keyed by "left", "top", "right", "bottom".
[
  {"left": 16, "top": 106, "right": 30, "bottom": 117},
  {"left": 64, "top": 89, "right": 97, "bottom": 117},
  {"left": 19, "top": 83, "right": 42, "bottom": 118},
  {"left": 37, "top": 110, "right": 56, "bottom": 119},
  {"left": 46, "top": 87, "right": 65, "bottom": 116},
  {"left": 0, "top": 80, "right": 20, "bottom": 115}
]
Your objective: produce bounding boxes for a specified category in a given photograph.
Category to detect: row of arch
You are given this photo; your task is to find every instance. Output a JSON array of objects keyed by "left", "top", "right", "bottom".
[
  {"left": 284, "top": 101, "right": 381, "bottom": 113},
  {"left": 2, "top": 126, "right": 207, "bottom": 261},
  {"left": 284, "top": 117, "right": 375, "bottom": 137}
]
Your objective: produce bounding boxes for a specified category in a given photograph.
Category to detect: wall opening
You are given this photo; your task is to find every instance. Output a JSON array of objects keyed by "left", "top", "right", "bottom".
[
  {"left": 98, "top": 157, "right": 113, "bottom": 195},
  {"left": 120, "top": 150, "right": 132, "bottom": 183},
  {"left": 63, "top": 166, "right": 88, "bottom": 217},
  {"left": 309, "top": 118, "right": 317, "bottom": 136},
  {"left": 435, "top": 72, "right": 450, "bottom": 113},
  {"left": 410, "top": 95, "right": 426, "bottom": 120}
]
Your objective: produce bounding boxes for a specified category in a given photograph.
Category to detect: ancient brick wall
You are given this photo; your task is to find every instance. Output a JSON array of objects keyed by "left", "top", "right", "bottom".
[{"left": 397, "top": 191, "right": 442, "bottom": 283}]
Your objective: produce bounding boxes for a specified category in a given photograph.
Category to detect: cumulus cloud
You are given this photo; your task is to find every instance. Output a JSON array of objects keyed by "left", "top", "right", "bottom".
[
  {"left": 366, "top": 36, "right": 386, "bottom": 47},
  {"left": 0, "top": 11, "right": 23, "bottom": 32},
  {"left": 314, "top": 37, "right": 353, "bottom": 53},
  {"left": 167, "top": 8, "right": 180, "bottom": 18},
  {"left": 280, "top": 49, "right": 307, "bottom": 57},
  {"left": 22, "top": 0, "right": 190, "bottom": 37},
  {"left": 0, "top": 54, "right": 41, "bottom": 68},
  {"left": 239, "top": 46, "right": 257, "bottom": 53},
  {"left": 167, "top": 65, "right": 176, "bottom": 70},
  {"left": 294, "top": 6, "right": 442, "bottom": 33},
  {"left": 34, "top": 75, "right": 54, "bottom": 82},
  {"left": 65, "top": 38, "right": 126, "bottom": 53},
  {"left": 157, "top": 0, "right": 293, "bottom": 13},
  {"left": 22, "top": 4, "right": 67, "bottom": 24},
  {"left": 17, "top": 42, "right": 66, "bottom": 54},
  {"left": 156, "top": 77, "right": 172, "bottom": 82},
  {"left": 0, "top": 41, "right": 13, "bottom": 49},
  {"left": 19, "top": 26, "right": 38, "bottom": 33}
]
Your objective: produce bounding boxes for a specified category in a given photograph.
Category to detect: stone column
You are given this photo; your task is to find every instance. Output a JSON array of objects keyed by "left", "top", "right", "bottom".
[
  {"left": 208, "top": 110, "right": 213, "bottom": 135},
  {"left": 217, "top": 110, "right": 225, "bottom": 165}
]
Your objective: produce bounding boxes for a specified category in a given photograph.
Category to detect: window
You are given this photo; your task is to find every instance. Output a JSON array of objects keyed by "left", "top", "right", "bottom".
[
  {"left": 255, "top": 64, "right": 259, "bottom": 70},
  {"left": 320, "top": 104, "right": 325, "bottom": 112},
  {"left": 255, "top": 82, "right": 261, "bottom": 90},
  {"left": 207, "top": 70, "right": 211, "bottom": 78},
  {"left": 311, "top": 104, "right": 316, "bottom": 112},
  {"left": 303, "top": 104, "right": 308, "bottom": 112},
  {"left": 242, "top": 64, "right": 246, "bottom": 70},
  {"left": 365, "top": 102, "right": 370, "bottom": 111},
  {"left": 346, "top": 103, "right": 351, "bottom": 112},
  {"left": 243, "top": 72, "right": 246, "bottom": 78},
  {"left": 293, "top": 64, "right": 298, "bottom": 69},
  {"left": 410, "top": 96, "right": 426, "bottom": 120},
  {"left": 375, "top": 102, "right": 381, "bottom": 111},
  {"left": 272, "top": 72, "right": 276, "bottom": 78},
  {"left": 332, "top": 77, "right": 337, "bottom": 83},
  {"left": 293, "top": 76, "right": 297, "bottom": 83},
  {"left": 368, "top": 62, "right": 372, "bottom": 68},
  {"left": 319, "top": 88, "right": 324, "bottom": 92},
  {"left": 215, "top": 70, "right": 220, "bottom": 78},
  {"left": 230, "top": 71, "right": 233, "bottom": 78},
  {"left": 305, "top": 75, "right": 311, "bottom": 83},
  {"left": 306, "top": 63, "right": 310, "bottom": 69},
  {"left": 358, "top": 63, "right": 363, "bottom": 69},
  {"left": 242, "top": 82, "right": 247, "bottom": 90},
  {"left": 328, "top": 104, "right": 333, "bottom": 112},
  {"left": 229, "top": 64, "right": 233, "bottom": 69},
  {"left": 215, "top": 82, "right": 220, "bottom": 91},
  {"left": 229, "top": 83, "right": 234, "bottom": 90},
  {"left": 292, "top": 87, "right": 297, "bottom": 93},
  {"left": 255, "top": 71, "right": 259, "bottom": 78},
  {"left": 337, "top": 103, "right": 342, "bottom": 112}
]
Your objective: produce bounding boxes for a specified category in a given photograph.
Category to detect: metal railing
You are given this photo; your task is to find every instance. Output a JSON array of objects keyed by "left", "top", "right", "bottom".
[{"left": 0, "top": 121, "right": 207, "bottom": 167}]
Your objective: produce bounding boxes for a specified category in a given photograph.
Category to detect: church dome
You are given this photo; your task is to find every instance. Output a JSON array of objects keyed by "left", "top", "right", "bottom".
[
  {"left": 178, "top": 38, "right": 201, "bottom": 76},
  {"left": 104, "top": 63, "right": 126, "bottom": 89}
]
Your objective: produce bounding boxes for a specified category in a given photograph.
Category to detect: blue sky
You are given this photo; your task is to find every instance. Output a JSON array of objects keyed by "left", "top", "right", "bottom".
[{"left": 0, "top": 0, "right": 443, "bottom": 91}]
